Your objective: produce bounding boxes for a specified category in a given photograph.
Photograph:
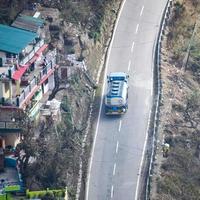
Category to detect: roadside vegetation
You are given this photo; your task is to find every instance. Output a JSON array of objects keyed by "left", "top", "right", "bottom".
[{"left": 151, "top": 0, "right": 200, "bottom": 199}]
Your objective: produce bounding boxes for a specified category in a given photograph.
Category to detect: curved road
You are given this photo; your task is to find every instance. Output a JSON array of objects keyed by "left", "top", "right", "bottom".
[{"left": 86, "top": 0, "right": 167, "bottom": 199}]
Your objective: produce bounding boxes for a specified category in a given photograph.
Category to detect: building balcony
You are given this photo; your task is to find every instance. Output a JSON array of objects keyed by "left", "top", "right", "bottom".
[
  {"left": 0, "top": 121, "right": 20, "bottom": 131},
  {"left": 0, "top": 108, "right": 21, "bottom": 131},
  {"left": 17, "top": 77, "right": 38, "bottom": 107},
  {"left": 0, "top": 66, "right": 15, "bottom": 82},
  {"left": 19, "top": 39, "right": 45, "bottom": 66},
  {"left": 0, "top": 49, "right": 58, "bottom": 109},
  {"left": 1, "top": 57, "right": 18, "bottom": 68},
  {"left": 15, "top": 57, "right": 56, "bottom": 108}
]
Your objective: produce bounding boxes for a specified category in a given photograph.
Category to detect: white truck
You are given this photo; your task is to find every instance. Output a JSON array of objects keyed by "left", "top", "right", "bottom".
[{"left": 105, "top": 72, "right": 129, "bottom": 115}]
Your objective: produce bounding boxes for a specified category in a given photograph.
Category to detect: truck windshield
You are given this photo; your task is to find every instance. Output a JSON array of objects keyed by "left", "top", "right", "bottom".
[{"left": 110, "top": 77, "right": 125, "bottom": 81}]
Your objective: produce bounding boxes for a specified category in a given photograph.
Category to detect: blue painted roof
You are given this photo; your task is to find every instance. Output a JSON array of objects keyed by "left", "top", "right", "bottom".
[{"left": 0, "top": 24, "right": 38, "bottom": 54}]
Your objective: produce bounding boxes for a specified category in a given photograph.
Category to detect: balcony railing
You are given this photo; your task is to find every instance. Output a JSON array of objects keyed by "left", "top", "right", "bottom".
[
  {"left": 3, "top": 57, "right": 18, "bottom": 66},
  {"left": 40, "top": 61, "right": 53, "bottom": 78},
  {"left": 17, "top": 77, "right": 37, "bottom": 107},
  {"left": 20, "top": 39, "right": 45, "bottom": 66},
  {"left": 0, "top": 121, "right": 20, "bottom": 130}
]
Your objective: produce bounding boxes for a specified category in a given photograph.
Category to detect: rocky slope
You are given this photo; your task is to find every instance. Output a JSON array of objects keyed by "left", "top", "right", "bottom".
[{"left": 151, "top": 1, "right": 200, "bottom": 199}]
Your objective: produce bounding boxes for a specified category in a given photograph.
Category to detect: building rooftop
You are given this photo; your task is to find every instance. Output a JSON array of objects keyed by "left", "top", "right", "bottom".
[
  {"left": 12, "top": 14, "right": 44, "bottom": 33},
  {"left": 0, "top": 24, "right": 38, "bottom": 54}
]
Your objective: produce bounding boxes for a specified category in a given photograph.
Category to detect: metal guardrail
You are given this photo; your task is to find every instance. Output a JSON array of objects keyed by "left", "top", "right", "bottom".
[{"left": 144, "top": 0, "right": 174, "bottom": 199}]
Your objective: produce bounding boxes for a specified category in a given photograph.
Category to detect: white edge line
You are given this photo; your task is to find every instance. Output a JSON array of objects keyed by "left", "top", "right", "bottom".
[
  {"left": 134, "top": 104, "right": 152, "bottom": 200},
  {"left": 140, "top": 6, "right": 144, "bottom": 16},
  {"left": 128, "top": 60, "right": 131, "bottom": 71},
  {"left": 111, "top": 185, "right": 114, "bottom": 198},
  {"left": 134, "top": 33, "right": 155, "bottom": 199},
  {"left": 118, "top": 120, "right": 122, "bottom": 132},
  {"left": 113, "top": 163, "right": 116, "bottom": 176},
  {"left": 131, "top": 42, "right": 135, "bottom": 52},
  {"left": 135, "top": 24, "right": 139, "bottom": 34},
  {"left": 85, "top": 0, "right": 127, "bottom": 199}
]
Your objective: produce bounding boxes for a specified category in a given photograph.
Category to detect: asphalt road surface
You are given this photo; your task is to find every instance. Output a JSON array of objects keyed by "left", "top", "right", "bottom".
[{"left": 86, "top": 0, "right": 168, "bottom": 199}]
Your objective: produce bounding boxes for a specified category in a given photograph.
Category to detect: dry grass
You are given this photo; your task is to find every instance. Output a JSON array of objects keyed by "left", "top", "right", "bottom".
[{"left": 151, "top": 1, "right": 200, "bottom": 200}]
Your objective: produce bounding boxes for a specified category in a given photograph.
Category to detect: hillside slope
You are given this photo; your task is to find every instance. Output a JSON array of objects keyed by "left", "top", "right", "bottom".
[{"left": 151, "top": 1, "right": 200, "bottom": 199}]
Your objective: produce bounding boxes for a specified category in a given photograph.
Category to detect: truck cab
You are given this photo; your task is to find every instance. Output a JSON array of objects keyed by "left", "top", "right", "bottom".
[{"left": 105, "top": 72, "right": 129, "bottom": 115}]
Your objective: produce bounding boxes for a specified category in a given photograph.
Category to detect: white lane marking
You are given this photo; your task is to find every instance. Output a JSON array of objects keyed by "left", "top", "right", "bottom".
[
  {"left": 118, "top": 120, "right": 122, "bottom": 132},
  {"left": 134, "top": 107, "right": 152, "bottom": 200},
  {"left": 128, "top": 60, "right": 131, "bottom": 72},
  {"left": 140, "top": 6, "right": 144, "bottom": 16},
  {"left": 116, "top": 141, "right": 119, "bottom": 154},
  {"left": 113, "top": 163, "right": 116, "bottom": 176},
  {"left": 135, "top": 24, "right": 139, "bottom": 34},
  {"left": 85, "top": 0, "right": 127, "bottom": 199},
  {"left": 131, "top": 42, "right": 135, "bottom": 53},
  {"left": 111, "top": 185, "right": 114, "bottom": 198}
]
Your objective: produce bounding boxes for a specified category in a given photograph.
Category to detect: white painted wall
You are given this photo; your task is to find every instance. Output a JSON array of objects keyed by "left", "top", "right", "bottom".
[
  {"left": 48, "top": 73, "right": 55, "bottom": 90},
  {"left": 43, "top": 79, "right": 49, "bottom": 94}
]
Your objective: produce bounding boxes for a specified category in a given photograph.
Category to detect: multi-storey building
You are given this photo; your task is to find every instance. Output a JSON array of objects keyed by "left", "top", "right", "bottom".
[{"left": 0, "top": 22, "right": 58, "bottom": 148}]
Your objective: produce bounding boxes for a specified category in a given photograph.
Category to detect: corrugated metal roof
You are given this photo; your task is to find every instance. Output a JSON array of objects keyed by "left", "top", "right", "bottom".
[
  {"left": 12, "top": 14, "right": 44, "bottom": 32},
  {"left": 0, "top": 24, "right": 38, "bottom": 54}
]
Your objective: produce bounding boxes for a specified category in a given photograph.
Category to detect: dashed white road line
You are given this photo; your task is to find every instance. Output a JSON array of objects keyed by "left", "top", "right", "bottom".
[
  {"left": 140, "top": 6, "right": 144, "bottom": 16},
  {"left": 116, "top": 141, "right": 119, "bottom": 154},
  {"left": 135, "top": 24, "right": 139, "bottom": 34},
  {"left": 113, "top": 163, "right": 116, "bottom": 176},
  {"left": 128, "top": 60, "right": 131, "bottom": 72},
  {"left": 118, "top": 120, "right": 122, "bottom": 132},
  {"left": 111, "top": 185, "right": 114, "bottom": 198},
  {"left": 85, "top": 0, "right": 127, "bottom": 199},
  {"left": 131, "top": 41, "right": 135, "bottom": 53}
]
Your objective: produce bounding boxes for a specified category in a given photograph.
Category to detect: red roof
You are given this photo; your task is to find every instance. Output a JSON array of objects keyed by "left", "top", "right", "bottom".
[
  {"left": 36, "top": 44, "right": 48, "bottom": 56},
  {"left": 28, "top": 44, "right": 48, "bottom": 65},
  {"left": 12, "top": 44, "right": 48, "bottom": 81},
  {"left": 12, "top": 64, "right": 29, "bottom": 80}
]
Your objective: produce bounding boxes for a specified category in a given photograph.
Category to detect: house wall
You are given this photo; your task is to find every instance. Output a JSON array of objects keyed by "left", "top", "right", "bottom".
[
  {"left": 0, "top": 51, "right": 6, "bottom": 66},
  {"left": 48, "top": 73, "right": 55, "bottom": 90},
  {"left": 4, "top": 82, "right": 9, "bottom": 98},
  {"left": 0, "top": 80, "right": 12, "bottom": 102},
  {"left": 0, "top": 81, "right": 3, "bottom": 99},
  {"left": 43, "top": 79, "right": 49, "bottom": 94},
  {"left": 4, "top": 133, "right": 20, "bottom": 147},
  {"left": 24, "top": 44, "right": 33, "bottom": 55},
  {"left": 0, "top": 137, "right": 5, "bottom": 148}
]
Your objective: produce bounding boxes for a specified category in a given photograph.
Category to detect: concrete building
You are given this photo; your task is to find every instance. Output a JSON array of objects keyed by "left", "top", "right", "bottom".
[{"left": 0, "top": 23, "right": 59, "bottom": 148}]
